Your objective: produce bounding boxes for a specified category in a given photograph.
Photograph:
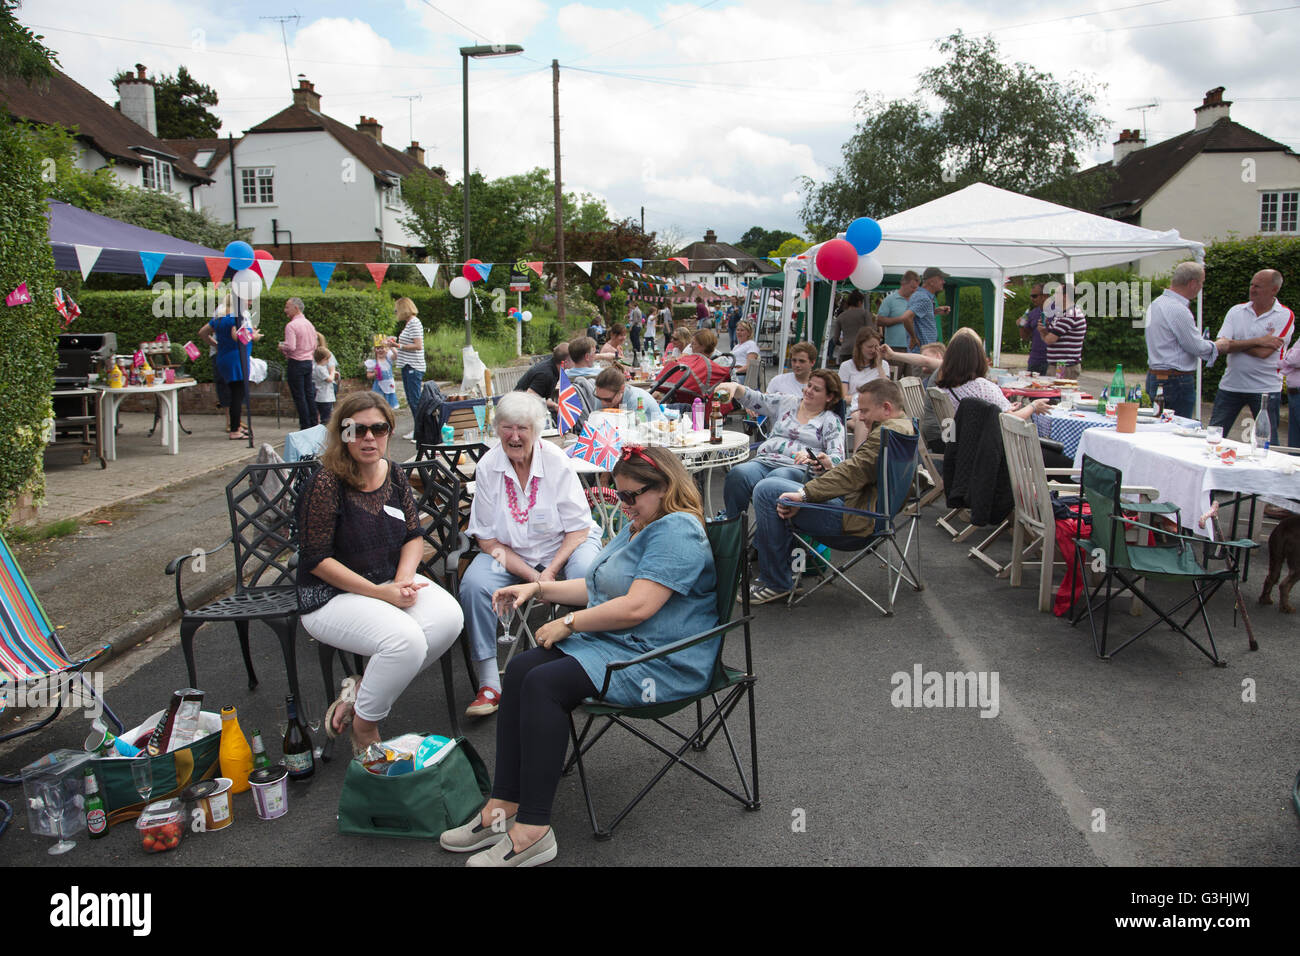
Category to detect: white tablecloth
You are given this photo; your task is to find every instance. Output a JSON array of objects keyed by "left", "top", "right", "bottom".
[
  {"left": 1074, "top": 429, "right": 1300, "bottom": 537},
  {"left": 1035, "top": 409, "right": 1189, "bottom": 458}
]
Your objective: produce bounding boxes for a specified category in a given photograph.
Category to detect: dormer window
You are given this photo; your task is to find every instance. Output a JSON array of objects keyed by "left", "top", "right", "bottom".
[{"left": 141, "top": 157, "right": 172, "bottom": 192}]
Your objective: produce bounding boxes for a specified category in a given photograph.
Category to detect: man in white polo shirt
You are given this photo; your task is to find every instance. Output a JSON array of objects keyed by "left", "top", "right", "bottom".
[{"left": 1209, "top": 269, "right": 1292, "bottom": 445}]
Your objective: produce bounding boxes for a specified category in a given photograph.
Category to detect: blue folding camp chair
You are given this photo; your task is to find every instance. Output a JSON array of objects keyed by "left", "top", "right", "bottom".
[
  {"left": 0, "top": 534, "right": 124, "bottom": 784},
  {"left": 787, "top": 426, "right": 924, "bottom": 616}
]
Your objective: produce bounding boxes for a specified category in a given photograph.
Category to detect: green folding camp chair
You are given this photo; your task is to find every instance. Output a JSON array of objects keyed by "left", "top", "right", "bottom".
[
  {"left": 1069, "top": 455, "right": 1257, "bottom": 665},
  {"left": 563, "top": 514, "right": 758, "bottom": 840},
  {"left": 0, "top": 534, "right": 124, "bottom": 784}
]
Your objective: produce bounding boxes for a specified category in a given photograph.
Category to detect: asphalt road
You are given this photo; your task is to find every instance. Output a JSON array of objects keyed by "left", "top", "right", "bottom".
[{"left": 3, "top": 466, "right": 1298, "bottom": 868}]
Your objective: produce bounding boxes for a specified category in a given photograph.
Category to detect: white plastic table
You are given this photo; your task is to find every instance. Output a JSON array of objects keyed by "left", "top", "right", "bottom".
[{"left": 94, "top": 380, "right": 196, "bottom": 461}]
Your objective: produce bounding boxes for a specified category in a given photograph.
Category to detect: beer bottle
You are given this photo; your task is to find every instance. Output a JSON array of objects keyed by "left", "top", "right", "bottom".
[
  {"left": 709, "top": 398, "right": 723, "bottom": 444},
  {"left": 84, "top": 768, "right": 108, "bottom": 839},
  {"left": 251, "top": 728, "right": 271, "bottom": 771}
]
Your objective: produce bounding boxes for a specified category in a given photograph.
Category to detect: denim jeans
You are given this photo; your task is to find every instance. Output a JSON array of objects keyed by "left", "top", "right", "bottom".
[
  {"left": 400, "top": 364, "right": 424, "bottom": 417},
  {"left": 1210, "top": 388, "right": 1281, "bottom": 446},
  {"left": 1290, "top": 392, "right": 1300, "bottom": 449},
  {"left": 723, "top": 460, "right": 806, "bottom": 519},
  {"left": 286, "top": 358, "right": 317, "bottom": 430},
  {"left": 1145, "top": 371, "right": 1199, "bottom": 420},
  {"left": 753, "top": 477, "right": 864, "bottom": 591}
]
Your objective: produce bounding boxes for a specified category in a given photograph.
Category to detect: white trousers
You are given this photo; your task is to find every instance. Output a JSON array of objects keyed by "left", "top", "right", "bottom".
[{"left": 300, "top": 574, "right": 464, "bottom": 723}]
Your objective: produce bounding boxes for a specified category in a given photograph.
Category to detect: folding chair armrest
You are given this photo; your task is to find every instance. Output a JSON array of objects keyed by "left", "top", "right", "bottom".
[
  {"left": 1110, "top": 514, "right": 1258, "bottom": 552},
  {"left": 1124, "top": 500, "right": 1180, "bottom": 514},
  {"left": 166, "top": 537, "right": 232, "bottom": 612},
  {"left": 596, "top": 616, "right": 752, "bottom": 699},
  {"left": 790, "top": 499, "right": 884, "bottom": 521},
  {"left": 1044, "top": 468, "right": 1079, "bottom": 477},
  {"left": 1118, "top": 485, "right": 1162, "bottom": 500}
]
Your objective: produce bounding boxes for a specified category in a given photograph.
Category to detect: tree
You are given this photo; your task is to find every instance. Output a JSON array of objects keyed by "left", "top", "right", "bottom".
[
  {"left": 801, "top": 31, "right": 1111, "bottom": 239},
  {"left": 98, "top": 188, "right": 250, "bottom": 249},
  {"left": 771, "top": 236, "right": 811, "bottom": 260},
  {"left": 736, "top": 226, "right": 799, "bottom": 257},
  {"left": 112, "top": 65, "right": 221, "bottom": 138},
  {"left": 19, "top": 121, "right": 123, "bottom": 212},
  {"left": 1, "top": 0, "right": 56, "bottom": 86}
]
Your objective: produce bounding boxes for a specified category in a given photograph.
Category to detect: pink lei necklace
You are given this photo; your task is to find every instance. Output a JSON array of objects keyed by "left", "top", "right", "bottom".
[{"left": 504, "top": 474, "right": 540, "bottom": 523}]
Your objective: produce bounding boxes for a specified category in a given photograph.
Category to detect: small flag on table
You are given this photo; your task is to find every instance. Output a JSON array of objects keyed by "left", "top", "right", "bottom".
[
  {"left": 557, "top": 369, "right": 583, "bottom": 433},
  {"left": 568, "top": 419, "right": 622, "bottom": 471}
]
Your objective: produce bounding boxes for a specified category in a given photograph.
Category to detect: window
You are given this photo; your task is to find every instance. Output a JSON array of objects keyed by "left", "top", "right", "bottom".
[
  {"left": 384, "top": 178, "right": 402, "bottom": 208},
  {"left": 141, "top": 157, "right": 173, "bottom": 192},
  {"left": 193, "top": 149, "right": 214, "bottom": 167},
  {"left": 240, "top": 167, "right": 275, "bottom": 205},
  {"left": 1260, "top": 190, "right": 1298, "bottom": 233}
]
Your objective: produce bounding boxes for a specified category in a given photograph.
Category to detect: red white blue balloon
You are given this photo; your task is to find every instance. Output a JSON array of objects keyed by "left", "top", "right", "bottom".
[{"left": 846, "top": 217, "right": 882, "bottom": 255}]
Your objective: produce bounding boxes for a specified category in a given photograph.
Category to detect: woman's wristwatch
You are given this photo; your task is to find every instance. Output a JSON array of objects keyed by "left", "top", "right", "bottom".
[{"left": 562, "top": 612, "right": 577, "bottom": 632}]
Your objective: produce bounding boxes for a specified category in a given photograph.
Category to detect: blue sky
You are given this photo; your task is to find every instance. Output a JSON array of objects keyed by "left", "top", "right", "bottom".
[{"left": 19, "top": 0, "right": 1300, "bottom": 249}]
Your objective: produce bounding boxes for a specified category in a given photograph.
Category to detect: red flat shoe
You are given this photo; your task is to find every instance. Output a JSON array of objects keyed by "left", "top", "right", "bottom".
[{"left": 465, "top": 686, "right": 501, "bottom": 718}]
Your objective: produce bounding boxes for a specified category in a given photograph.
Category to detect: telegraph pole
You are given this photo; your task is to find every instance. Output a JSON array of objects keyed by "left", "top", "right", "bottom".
[{"left": 553, "top": 59, "right": 565, "bottom": 327}]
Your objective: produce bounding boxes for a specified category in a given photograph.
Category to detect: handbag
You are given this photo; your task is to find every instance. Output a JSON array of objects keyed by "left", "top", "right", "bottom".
[{"left": 337, "top": 737, "right": 491, "bottom": 840}]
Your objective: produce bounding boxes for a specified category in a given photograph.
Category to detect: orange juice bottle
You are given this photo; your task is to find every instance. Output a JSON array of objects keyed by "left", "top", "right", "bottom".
[{"left": 219, "top": 705, "right": 254, "bottom": 794}]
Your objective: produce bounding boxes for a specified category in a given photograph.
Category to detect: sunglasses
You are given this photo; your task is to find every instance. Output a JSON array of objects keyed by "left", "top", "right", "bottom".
[
  {"left": 615, "top": 484, "right": 654, "bottom": 505},
  {"left": 343, "top": 421, "right": 392, "bottom": 438}
]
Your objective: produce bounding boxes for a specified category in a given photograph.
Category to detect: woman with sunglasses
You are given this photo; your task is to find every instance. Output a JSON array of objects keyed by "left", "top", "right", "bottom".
[
  {"left": 295, "top": 390, "right": 464, "bottom": 755},
  {"left": 459, "top": 391, "right": 602, "bottom": 719},
  {"left": 713, "top": 368, "right": 845, "bottom": 519},
  {"left": 440, "top": 445, "right": 718, "bottom": 867}
]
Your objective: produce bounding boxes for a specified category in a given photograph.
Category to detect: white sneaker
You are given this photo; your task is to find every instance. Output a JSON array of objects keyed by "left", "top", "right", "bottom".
[{"left": 402, "top": 430, "right": 415, "bottom": 441}]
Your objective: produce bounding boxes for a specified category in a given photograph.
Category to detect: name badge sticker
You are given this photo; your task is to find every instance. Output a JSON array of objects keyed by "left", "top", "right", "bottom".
[
  {"left": 383, "top": 505, "right": 405, "bottom": 521},
  {"left": 531, "top": 509, "right": 555, "bottom": 532}
]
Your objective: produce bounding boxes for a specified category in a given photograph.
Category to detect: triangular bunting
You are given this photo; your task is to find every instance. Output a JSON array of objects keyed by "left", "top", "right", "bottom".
[
  {"left": 311, "top": 262, "right": 336, "bottom": 292},
  {"left": 670, "top": 257, "right": 689, "bottom": 268},
  {"left": 366, "top": 263, "right": 389, "bottom": 289},
  {"left": 622, "top": 257, "right": 643, "bottom": 268},
  {"left": 574, "top": 261, "right": 592, "bottom": 276},
  {"left": 260, "top": 259, "right": 283, "bottom": 289},
  {"left": 526, "top": 261, "right": 544, "bottom": 277},
  {"left": 768, "top": 257, "right": 783, "bottom": 266},
  {"left": 416, "top": 263, "right": 440, "bottom": 287},
  {"left": 74, "top": 244, "right": 102, "bottom": 281},
  {"left": 204, "top": 256, "right": 230, "bottom": 287},
  {"left": 140, "top": 251, "right": 167, "bottom": 284},
  {"left": 472, "top": 262, "right": 492, "bottom": 281}
]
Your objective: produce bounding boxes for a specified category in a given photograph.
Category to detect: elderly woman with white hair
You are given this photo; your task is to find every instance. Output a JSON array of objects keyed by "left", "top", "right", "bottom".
[{"left": 458, "top": 391, "right": 601, "bottom": 718}]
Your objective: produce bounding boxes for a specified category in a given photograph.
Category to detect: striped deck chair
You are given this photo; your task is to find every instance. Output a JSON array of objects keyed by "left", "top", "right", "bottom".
[{"left": 0, "top": 534, "right": 123, "bottom": 783}]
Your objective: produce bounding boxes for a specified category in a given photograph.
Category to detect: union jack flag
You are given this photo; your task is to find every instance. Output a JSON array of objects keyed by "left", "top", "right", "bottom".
[
  {"left": 557, "top": 370, "right": 583, "bottom": 432},
  {"left": 568, "top": 419, "right": 622, "bottom": 471}
]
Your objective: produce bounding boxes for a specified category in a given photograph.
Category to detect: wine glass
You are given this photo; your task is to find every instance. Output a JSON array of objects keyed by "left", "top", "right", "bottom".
[
  {"left": 276, "top": 702, "right": 289, "bottom": 766},
  {"left": 300, "top": 694, "right": 323, "bottom": 758},
  {"left": 39, "top": 781, "right": 76, "bottom": 855},
  {"left": 1205, "top": 425, "right": 1223, "bottom": 457},
  {"left": 131, "top": 754, "right": 153, "bottom": 804},
  {"left": 497, "top": 602, "right": 517, "bottom": 646}
]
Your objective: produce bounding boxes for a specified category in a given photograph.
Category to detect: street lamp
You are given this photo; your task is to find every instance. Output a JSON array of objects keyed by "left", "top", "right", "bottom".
[{"left": 461, "top": 43, "right": 524, "bottom": 346}]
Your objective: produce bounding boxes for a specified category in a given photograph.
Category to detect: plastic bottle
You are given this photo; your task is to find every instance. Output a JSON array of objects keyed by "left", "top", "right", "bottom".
[
  {"left": 1255, "top": 395, "right": 1271, "bottom": 453},
  {"left": 691, "top": 397, "right": 704, "bottom": 431},
  {"left": 219, "top": 705, "right": 254, "bottom": 794},
  {"left": 1153, "top": 385, "right": 1165, "bottom": 418}
]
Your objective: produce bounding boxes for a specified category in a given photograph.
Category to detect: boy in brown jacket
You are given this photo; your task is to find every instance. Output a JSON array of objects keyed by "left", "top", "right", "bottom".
[{"left": 749, "top": 379, "right": 913, "bottom": 603}]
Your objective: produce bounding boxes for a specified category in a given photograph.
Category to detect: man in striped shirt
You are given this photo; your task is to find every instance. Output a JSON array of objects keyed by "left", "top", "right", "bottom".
[{"left": 1041, "top": 284, "right": 1086, "bottom": 379}]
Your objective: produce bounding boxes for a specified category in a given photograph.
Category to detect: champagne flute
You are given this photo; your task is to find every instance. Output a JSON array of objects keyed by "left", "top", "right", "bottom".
[
  {"left": 40, "top": 781, "right": 76, "bottom": 855},
  {"left": 276, "top": 701, "right": 289, "bottom": 765},
  {"left": 300, "top": 694, "right": 323, "bottom": 758},
  {"left": 131, "top": 754, "right": 153, "bottom": 804},
  {"left": 497, "top": 601, "right": 517, "bottom": 646}
]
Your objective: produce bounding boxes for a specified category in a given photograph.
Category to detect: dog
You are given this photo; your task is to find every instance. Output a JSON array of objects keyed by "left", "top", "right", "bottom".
[{"left": 1258, "top": 514, "right": 1300, "bottom": 613}]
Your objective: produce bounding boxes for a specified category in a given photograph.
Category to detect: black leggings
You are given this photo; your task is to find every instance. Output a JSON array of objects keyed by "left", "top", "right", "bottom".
[
  {"left": 227, "top": 380, "right": 246, "bottom": 432},
  {"left": 490, "top": 646, "right": 597, "bottom": 826}
]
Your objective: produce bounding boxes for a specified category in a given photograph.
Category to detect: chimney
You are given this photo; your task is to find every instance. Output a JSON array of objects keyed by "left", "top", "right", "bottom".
[
  {"left": 356, "top": 116, "right": 382, "bottom": 144},
  {"left": 405, "top": 141, "right": 425, "bottom": 165},
  {"left": 115, "top": 63, "right": 157, "bottom": 135},
  {"left": 1194, "top": 86, "right": 1231, "bottom": 131},
  {"left": 1112, "top": 128, "right": 1146, "bottom": 164},
  {"left": 703, "top": 229, "right": 717, "bottom": 244},
  {"left": 293, "top": 78, "right": 321, "bottom": 112}
]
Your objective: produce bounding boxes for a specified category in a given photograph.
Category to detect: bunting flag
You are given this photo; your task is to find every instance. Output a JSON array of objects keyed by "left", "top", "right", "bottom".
[
  {"left": 567, "top": 419, "right": 622, "bottom": 471},
  {"left": 311, "top": 261, "right": 336, "bottom": 292},
  {"left": 526, "top": 261, "right": 544, "bottom": 277},
  {"left": 6, "top": 283, "right": 32, "bottom": 307},
  {"left": 74, "top": 244, "right": 102, "bottom": 281},
  {"left": 139, "top": 251, "right": 167, "bottom": 284},
  {"left": 260, "top": 259, "right": 283, "bottom": 289},
  {"left": 622, "top": 257, "right": 643, "bottom": 268},
  {"left": 203, "top": 256, "right": 230, "bottom": 287},
  {"left": 557, "top": 370, "right": 583, "bottom": 433},
  {"left": 574, "top": 261, "right": 592, "bottom": 276},
  {"left": 768, "top": 257, "right": 783, "bottom": 266},
  {"left": 472, "top": 262, "right": 492, "bottom": 281},
  {"left": 415, "top": 263, "right": 440, "bottom": 287},
  {"left": 366, "top": 263, "right": 389, "bottom": 289},
  {"left": 670, "top": 257, "right": 689, "bottom": 268}
]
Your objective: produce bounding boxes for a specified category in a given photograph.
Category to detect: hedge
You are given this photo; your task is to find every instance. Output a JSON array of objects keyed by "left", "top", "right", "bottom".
[{"left": 0, "top": 114, "right": 60, "bottom": 528}]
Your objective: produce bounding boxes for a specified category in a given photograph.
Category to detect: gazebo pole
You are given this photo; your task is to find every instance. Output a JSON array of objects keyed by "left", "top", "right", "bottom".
[{"left": 239, "top": 295, "right": 253, "bottom": 449}]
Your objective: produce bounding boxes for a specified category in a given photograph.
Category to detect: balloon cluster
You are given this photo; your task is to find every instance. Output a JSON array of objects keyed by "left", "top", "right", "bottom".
[
  {"left": 507, "top": 307, "right": 533, "bottom": 323},
  {"left": 597, "top": 285, "right": 612, "bottom": 302},
  {"left": 223, "top": 240, "right": 267, "bottom": 301},
  {"left": 450, "top": 258, "right": 489, "bottom": 299},
  {"left": 813, "top": 217, "right": 884, "bottom": 291}
]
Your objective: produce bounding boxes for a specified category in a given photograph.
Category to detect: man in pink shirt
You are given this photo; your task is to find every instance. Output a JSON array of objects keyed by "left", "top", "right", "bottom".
[{"left": 279, "top": 297, "right": 319, "bottom": 429}]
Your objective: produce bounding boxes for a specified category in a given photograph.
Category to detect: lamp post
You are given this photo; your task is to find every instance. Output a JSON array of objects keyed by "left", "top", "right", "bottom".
[{"left": 461, "top": 43, "right": 524, "bottom": 346}]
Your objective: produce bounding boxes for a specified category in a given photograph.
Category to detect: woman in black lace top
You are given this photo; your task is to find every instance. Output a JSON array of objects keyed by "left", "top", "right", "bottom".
[{"left": 296, "top": 390, "right": 463, "bottom": 753}]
